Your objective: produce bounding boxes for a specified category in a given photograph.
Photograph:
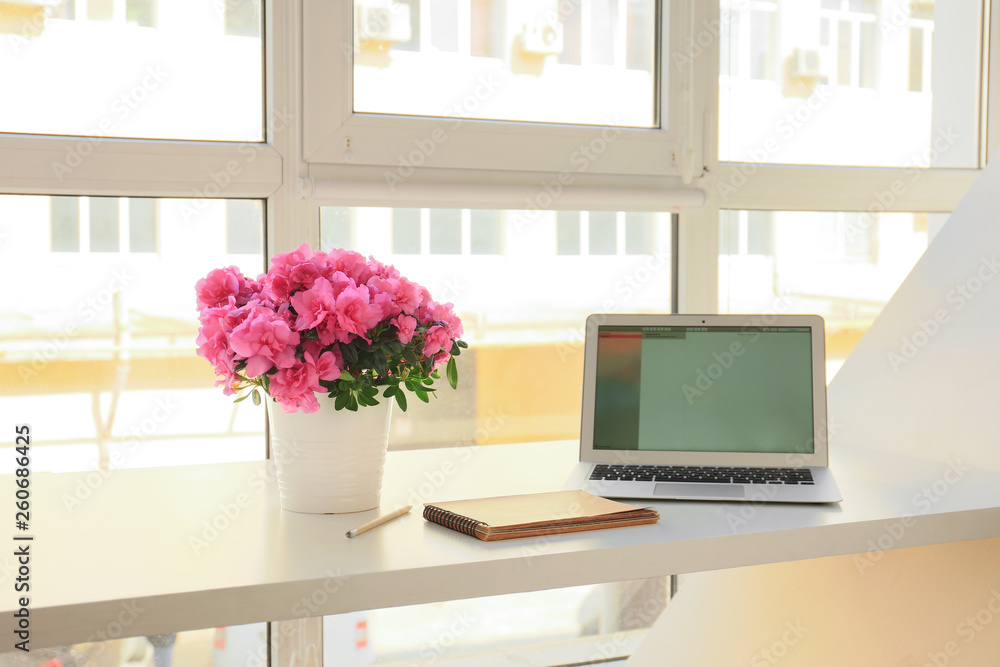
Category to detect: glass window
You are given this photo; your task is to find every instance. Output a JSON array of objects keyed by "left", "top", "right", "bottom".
[
  {"left": 557, "top": 210, "right": 582, "bottom": 255},
  {"left": 320, "top": 205, "right": 672, "bottom": 449},
  {"left": 0, "top": 0, "right": 263, "bottom": 141},
  {"left": 588, "top": 211, "right": 618, "bottom": 255},
  {"left": 128, "top": 198, "right": 158, "bottom": 253},
  {"left": 470, "top": 209, "right": 503, "bottom": 254},
  {"left": 320, "top": 206, "right": 354, "bottom": 250},
  {"left": 0, "top": 194, "right": 266, "bottom": 474},
  {"left": 719, "top": 210, "right": 934, "bottom": 379},
  {"left": 89, "top": 197, "right": 121, "bottom": 253},
  {"left": 50, "top": 196, "right": 80, "bottom": 252},
  {"left": 225, "top": 200, "right": 264, "bottom": 255},
  {"left": 719, "top": 0, "right": 980, "bottom": 168},
  {"left": 429, "top": 208, "right": 462, "bottom": 254},
  {"left": 392, "top": 208, "right": 422, "bottom": 254},
  {"left": 352, "top": 0, "right": 659, "bottom": 127}
]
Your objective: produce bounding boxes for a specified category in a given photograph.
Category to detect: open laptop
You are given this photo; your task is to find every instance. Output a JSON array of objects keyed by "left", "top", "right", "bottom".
[{"left": 564, "top": 314, "right": 842, "bottom": 503}]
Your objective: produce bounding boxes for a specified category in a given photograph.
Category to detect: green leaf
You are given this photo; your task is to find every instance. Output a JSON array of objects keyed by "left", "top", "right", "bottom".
[
  {"left": 334, "top": 391, "right": 349, "bottom": 411},
  {"left": 251, "top": 389, "right": 261, "bottom": 406},
  {"left": 383, "top": 385, "right": 397, "bottom": 398},
  {"left": 394, "top": 389, "right": 408, "bottom": 412},
  {"left": 341, "top": 343, "right": 358, "bottom": 364},
  {"left": 339, "top": 370, "right": 354, "bottom": 382},
  {"left": 402, "top": 348, "right": 419, "bottom": 366},
  {"left": 446, "top": 356, "right": 458, "bottom": 389},
  {"left": 415, "top": 389, "right": 430, "bottom": 403},
  {"left": 233, "top": 392, "right": 251, "bottom": 404},
  {"left": 347, "top": 394, "right": 359, "bottom": 411}
]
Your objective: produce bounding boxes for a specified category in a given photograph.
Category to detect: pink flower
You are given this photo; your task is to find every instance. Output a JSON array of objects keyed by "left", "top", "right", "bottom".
[
  {"left": 289, "top": 282, "right": 338, "bottom": 332},
  {"left": 334, "top": 285, "right": 383, "bottom": 340},
  {"left": 196, "top": 266, "right": 244, "bottom": 310},
  {"left": 302, "top": 341, "right": 343, "bottom": 382},
  {"left": 270, "top": 360, "right": 321, "bottom": 413},
  {"left": 392, "top": 314, "right": 418, "bottom": 345},
  {"left": 422, "top": 324, "right": 453, "bottom": 357},
  {"left": 229, "top": 311, "right": 300, "bottom": 377}
]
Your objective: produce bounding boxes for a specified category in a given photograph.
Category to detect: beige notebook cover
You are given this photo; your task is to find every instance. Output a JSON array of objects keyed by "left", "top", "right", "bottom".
[{"left": 423, "top": 489, "right": 659, "bottom": 541}]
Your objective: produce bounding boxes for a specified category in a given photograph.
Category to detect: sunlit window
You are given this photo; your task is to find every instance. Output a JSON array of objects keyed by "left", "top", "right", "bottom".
[
  {"left": 719, "top": 210, "right": 937, "bottom": 379},
  {"left": 352, "top": 0, "right": 659, "bottom": 127},
  {"left": 0, "top": 195, "right": 266, "bottom": 474}
]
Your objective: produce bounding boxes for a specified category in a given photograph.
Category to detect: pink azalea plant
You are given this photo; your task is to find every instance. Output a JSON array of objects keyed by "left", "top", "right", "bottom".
[{"left": 195, "top": 243, "right": 466, "bottom": 414}]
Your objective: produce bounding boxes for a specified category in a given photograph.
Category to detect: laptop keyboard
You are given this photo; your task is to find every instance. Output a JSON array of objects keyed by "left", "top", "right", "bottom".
[{"left": 590, "top": 464, "right": 815, "bottom": 485}]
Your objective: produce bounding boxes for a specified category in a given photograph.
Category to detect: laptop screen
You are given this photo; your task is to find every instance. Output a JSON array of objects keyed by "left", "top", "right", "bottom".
[{"left": 592, "top": 324, "right": 815, "bottom": 455}]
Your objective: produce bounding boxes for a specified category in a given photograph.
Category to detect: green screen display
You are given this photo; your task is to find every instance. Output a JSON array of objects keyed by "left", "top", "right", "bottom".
[{"left": 593, "top": 326, "right": 815, "bottom": 454}]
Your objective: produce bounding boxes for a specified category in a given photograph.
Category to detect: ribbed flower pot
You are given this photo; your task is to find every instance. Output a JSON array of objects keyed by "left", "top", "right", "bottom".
[{"left": 267, "top": 397, "right": 393, "bottom": 514}]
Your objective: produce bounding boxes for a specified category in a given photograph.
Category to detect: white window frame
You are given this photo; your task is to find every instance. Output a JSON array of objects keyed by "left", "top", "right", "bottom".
[
  {"left": 678, "top": 0, "right": 993, "bottom": 314},
  {"left": 299, "top": 0, "right": 712, "bottom": 210}
]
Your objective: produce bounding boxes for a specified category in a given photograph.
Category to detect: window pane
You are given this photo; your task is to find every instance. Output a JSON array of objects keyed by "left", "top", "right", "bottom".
[
  {"left": 429, "top": 208, "right": 462, "bottom": 254},
  {"left": 128, "top": 198, "right": 158, "bottom": 253},
  {"left": 470, "top": 209, "right": 503, "bottom": 254},
  {"left": 392, "top": 208, "right": 422, "bottom": 254},
  {"left": 50, "top": 195, "right": 80, "bottom": 252},
  {"left": 719, "top": 0, "right": 979, "bottom": 167},
  {"left": 625, "top": 211, "right": 654, "bottom": 254},
  {"left": 225, "top": 200, "right": 264, "bottom": 255},
  {"left": 0, "top": 3, "right": 263, "bottom": 141},
  {"left": 557, "top": 210, "right": 581, "bottom": 255},
  {"left": 719, "top": 210, "right": 931, "bottom": 379},
  {"left": 588, "top": 211, "right": 617, "bottom": 255},
  {"left": 320, "top": 206, "right": 354, "bottom": 250},
  {"left": 353, "top": 0, "right": 659, "bottom": 127},
  {"left": 0, "top": 195, "right": 266, "bottom": 474},
  {"left": 89, "top": 197, "right": 121, "bottom": 253}
]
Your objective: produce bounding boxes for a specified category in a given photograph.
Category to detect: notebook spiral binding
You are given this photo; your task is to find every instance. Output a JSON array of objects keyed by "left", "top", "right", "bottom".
[{"left": 423, "top": 505, "right": 487, "bottom": 537}]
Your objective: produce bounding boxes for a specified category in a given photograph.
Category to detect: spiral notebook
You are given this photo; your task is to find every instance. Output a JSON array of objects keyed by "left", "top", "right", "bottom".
[{"left": 422, "top": 489, "right": 659, "bottom": 541}]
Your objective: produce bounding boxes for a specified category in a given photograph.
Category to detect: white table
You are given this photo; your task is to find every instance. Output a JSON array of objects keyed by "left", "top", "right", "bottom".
[{"left": 6, "top": 441, "right": 1000, "bottom": 649}]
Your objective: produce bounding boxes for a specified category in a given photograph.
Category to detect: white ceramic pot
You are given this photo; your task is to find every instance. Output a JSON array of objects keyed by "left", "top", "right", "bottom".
[{"left": 267, "top": 396, "right": 393, "bottom": 514}]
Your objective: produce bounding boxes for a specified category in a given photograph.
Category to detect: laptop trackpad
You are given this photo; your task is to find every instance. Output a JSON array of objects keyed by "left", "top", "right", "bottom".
[{"left": 653, "top": 483, "right": 746, "bottom": 499}]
